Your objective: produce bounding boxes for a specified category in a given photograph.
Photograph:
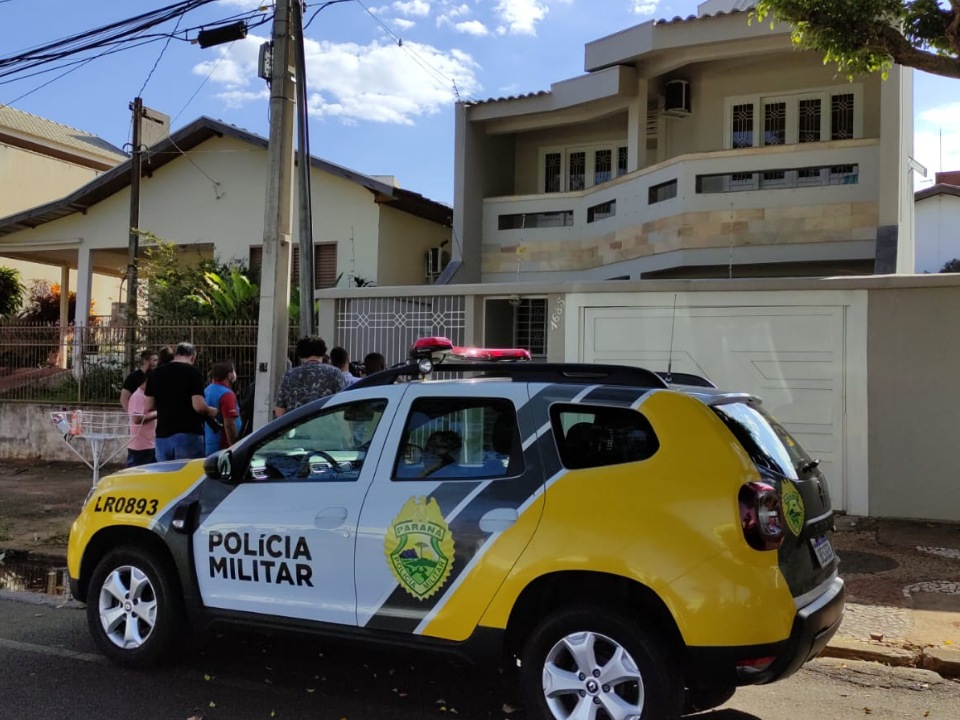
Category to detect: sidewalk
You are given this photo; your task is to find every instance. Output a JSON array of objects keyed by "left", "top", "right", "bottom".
[{"left": 825, "top": 515, "right": 960, "bottom": 678}]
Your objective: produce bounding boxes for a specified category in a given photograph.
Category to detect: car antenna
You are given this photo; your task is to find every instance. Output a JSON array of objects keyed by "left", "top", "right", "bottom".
[{"left": 665, "top": 293, "right": 678, "bottom": 384}]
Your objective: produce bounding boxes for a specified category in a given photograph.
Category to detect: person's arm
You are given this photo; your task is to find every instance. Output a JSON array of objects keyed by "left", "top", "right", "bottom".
[
  {"left": 119, "top": 388, "right": 132, "bottom": 412},
  {"left": 221, "top": 392, "right": 240, "bottom": 446},
  {"left": 131, "top": 409, "right": 157, "bottom": 425},
  {"left": 274, "top": 406, "right": 286, "bottom": 418},
  {"left": 192, "top": 394, "right": 217, "bottom": 417},
  {"left": 143, "top": 395, "right": 155, "bottom": 414}
]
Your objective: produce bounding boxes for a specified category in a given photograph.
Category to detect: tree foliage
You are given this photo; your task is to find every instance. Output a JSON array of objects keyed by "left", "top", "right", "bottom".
[
  {"left": 18, "top": 279, "right": 84, "bottom": 323},
  {"left": 186, "top": 267, "right": 260, "bottom": 321},
  {"left": 754, "top": 0, "right": 960, "bottom": 79},
  {"left": 940, "top": 257, "right": 960, "bottom": 272},
  {"left": 0, "top": 266, "right": 24, "bottom": 318}
]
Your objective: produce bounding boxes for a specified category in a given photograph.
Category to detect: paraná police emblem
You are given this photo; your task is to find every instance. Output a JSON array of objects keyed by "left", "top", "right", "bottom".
[
  {"left": 385, "top": 496, "right": 455, "bottom": 600},
  {"left": 781, "top": 479, "right": 805, "bottom": 537}
]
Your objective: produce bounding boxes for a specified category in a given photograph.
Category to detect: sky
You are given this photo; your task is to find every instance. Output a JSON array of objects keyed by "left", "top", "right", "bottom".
[{"left": 1, "top": 0, "right": 958, "bottom": 208}]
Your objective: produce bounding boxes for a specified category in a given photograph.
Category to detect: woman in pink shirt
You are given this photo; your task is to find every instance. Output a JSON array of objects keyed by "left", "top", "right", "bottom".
[{"left": 127, "top": 371, "right": 157, "bottom": 466}]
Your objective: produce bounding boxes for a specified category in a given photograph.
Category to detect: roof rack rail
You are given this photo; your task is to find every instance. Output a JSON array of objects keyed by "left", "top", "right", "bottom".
[{"left": 347, "top": 362, "right": 669, "bottom": 391}]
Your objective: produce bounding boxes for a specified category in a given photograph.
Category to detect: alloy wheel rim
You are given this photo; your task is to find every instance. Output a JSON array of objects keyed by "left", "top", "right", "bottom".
[
  {"left": 98, "top": 564, "right": 158, "bottom": 650},
  {"left": 542, "top": 630, "right": 644, "bottom": 720}
]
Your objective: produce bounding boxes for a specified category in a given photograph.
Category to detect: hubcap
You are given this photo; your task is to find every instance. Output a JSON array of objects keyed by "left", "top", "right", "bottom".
[
  {"left": 542, "top": 630, "right": 644, "bottom": 720},
  {"left": 98, "top": 564, "right": 158, "bottom": 650}
]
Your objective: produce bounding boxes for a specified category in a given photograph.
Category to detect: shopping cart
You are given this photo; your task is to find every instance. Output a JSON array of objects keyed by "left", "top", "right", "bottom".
[{"left": 50, "top": 410, "right": 135, "bottom": 485}]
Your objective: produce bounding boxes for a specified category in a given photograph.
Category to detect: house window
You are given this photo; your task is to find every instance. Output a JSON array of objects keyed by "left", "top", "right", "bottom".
[
  {"left": 249, "top": 242, "right": 338, "bottom": 288},
  {"left": 732, "top": 103, "right": 754, "bottom": 148},
  {"left": 514, "top": 298, "right": 546, "bottom": 358},
  {"left": 594, "top": 149, "right": 612, "bottom": 185},
  {"left": 568, "top": 152, "right": 586, "bottom": 191},
  {"left": 831, "top": 93, "right": 854, "bottom": 140},
  {"left": 798, "top": 98, "right": 821, "bottom": 143},
  {"left": 544, "top": 153, "right": 561, "bottom": 193},
  {"left": 617, "top": 146, "right": 628, "bottom": 177},
  {"left": 648, "top": 180, "right": 677, "bottom": 204},
  {"left": 763, "top": 102, "right": 786, "bottom": 145},
  {"left": 587, "top": 200, "right": 616, "bottom": 222},
  {"left": 541, "top": 143, "right": 628, "bottom": 193},
  {"left": 498, "top": 211, "right": 574, "bottom": 230},
  {"left": 727, "top": 86, "right": 861, "bottom": 149}
]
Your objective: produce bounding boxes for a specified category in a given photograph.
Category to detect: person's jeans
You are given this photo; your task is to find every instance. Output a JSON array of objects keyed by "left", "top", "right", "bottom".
[
  {"left": 155, "top": 433, "right": 205, "bottom": 461},
  {"left": 126, "top": 448, "right": 156, "bottom": 467}
]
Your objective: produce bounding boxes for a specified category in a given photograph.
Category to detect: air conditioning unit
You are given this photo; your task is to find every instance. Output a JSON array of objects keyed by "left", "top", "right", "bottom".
[
  {"left": 425, "top": 244, "right": 450, "bottom": 282},
  {"left": 664, "top": 79, "right": 691, "bottom": 117}
]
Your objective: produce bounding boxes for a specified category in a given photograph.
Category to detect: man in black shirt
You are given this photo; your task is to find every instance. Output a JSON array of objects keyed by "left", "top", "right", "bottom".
[
  {"left": 144, "top": 342, "right": 216, "bottom": 461},
  {"left": 119, "top": 349, "right": 158, "bottom": 411}
]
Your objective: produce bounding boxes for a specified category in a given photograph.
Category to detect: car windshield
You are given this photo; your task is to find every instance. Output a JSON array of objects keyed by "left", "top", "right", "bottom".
[{"left": 713, "top": 402, "right": 812, "bottom": 480}]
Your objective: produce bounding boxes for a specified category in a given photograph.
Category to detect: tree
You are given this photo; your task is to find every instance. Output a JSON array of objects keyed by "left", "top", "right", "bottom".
[
  {"left": 18, "top": 279, "right": 84, "bottom": 323},
  {"left": 940, "top": 258, "right": 960, "bottom": 272},
  {"left": 754, "top": 0, "right": 960, "bottom": 79},
  {"left": 0, "top": 266, "right": 24, "bottom": 318}
]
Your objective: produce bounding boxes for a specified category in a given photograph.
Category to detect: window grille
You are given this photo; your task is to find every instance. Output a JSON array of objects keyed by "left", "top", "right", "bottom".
[
  {"left": 732, "top": 104, "right": 754, "bottom": 148},
  {"left": 587, "top": 200, "right": 616, "bottom": 223},
  {"left": 831, "top": 94, "right": 854, "bottom": 140},
  {"left": 498, "top": 211, "right": 574, "bottom": 230},
  {"left": 594, "top": 149, "right": 612, "bottom": 185},
  {"left": 514, "top": 298, "right": 547, "bottom": 359},
  {"left": 544, "top": 152, "right": 561, "bottom": 193},
  {"left": 617, "top": 146, "right": 628, "bottom": 177},
  {"left": 763, "top": 102, "right": 786, "bottom": 145},
  {"left": 568, "top": 151, "right": 586, "bottom": 192},
  {"left": 648, "top": 180, "right": 678, "bottom": 204},
  {"left": 799, "top": 98, "right": 821, "bottom": 143}
]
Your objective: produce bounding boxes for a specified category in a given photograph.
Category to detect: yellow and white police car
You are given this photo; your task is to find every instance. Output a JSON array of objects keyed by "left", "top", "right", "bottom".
[{"left": 67, "top": 338, "right": 843, "bottom": 720}]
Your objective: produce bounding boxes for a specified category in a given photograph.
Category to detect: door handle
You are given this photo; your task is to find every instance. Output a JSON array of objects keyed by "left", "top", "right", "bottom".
[
  {"left": 480, "top": 507, "right": 518, "bottom": 533},
  {"left": 315, "top": 506, "right": 348, "bottom": 529}
]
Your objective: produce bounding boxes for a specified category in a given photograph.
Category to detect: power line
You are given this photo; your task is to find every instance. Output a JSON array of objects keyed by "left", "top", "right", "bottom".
[
  {"left": 171, "top": 40, "right": 235, "bottom": 123},
  {"left": 139, "top": 12, "right": 185, "bottom": 96}
]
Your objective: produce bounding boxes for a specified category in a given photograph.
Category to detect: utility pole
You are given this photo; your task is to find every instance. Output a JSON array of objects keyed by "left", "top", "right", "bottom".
[
  {"left": 252, "top": 0, "right": 297, "bottom": 432},
  {"left": 126, "top": 96, "right": 144, "bottom": 371},
  {"left": 292, "top": 1, "right": 315, "bottom": 336}
]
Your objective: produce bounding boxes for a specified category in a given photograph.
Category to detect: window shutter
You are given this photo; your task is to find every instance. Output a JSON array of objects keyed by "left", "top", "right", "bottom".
[{"left": 248, "top": 243, "right": 336, "bottom": 287}]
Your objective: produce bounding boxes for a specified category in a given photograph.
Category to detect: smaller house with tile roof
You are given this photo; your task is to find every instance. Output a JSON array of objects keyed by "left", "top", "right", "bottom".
[
  {"left": 915, "top": 171, "right": 960, "bottom": 273},
  {"left": 450, "top": 0, "right": 914, "bottom": 284},
  {"left": 0, "top": 116, "right": 452, "bottom": 325}
]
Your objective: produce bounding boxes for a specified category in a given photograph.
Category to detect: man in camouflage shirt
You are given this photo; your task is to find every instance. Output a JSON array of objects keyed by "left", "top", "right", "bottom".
[{"left": 274, "top": 335, "right": 347, "bottom": 417}]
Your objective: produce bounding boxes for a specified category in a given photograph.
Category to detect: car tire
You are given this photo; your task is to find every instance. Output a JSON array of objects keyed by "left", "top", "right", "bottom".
[
  {"left": 519, "top": 605, "right": 682, "bottom": 720},
  {"left": 684, "top": 684, "right": 737, "bottom": 714},
  {"left": 86, "top": 547, "right": 183, "bottom": 667}
]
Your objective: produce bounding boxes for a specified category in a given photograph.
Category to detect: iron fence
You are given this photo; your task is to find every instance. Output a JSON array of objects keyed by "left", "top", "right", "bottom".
[{"left": 0, "top": 319, "right": 295, "bottom": 405}]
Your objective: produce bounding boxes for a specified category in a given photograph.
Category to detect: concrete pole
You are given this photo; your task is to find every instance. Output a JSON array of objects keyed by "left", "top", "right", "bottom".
[
  {"left": 292, "top": 1, "right": 316, "bottom": 336},
  {"left": 126, "top": 97, "right": 143, "bottom": 370},
  {"left": 252, "top": 0, "right": 297, "bottom": 431}
]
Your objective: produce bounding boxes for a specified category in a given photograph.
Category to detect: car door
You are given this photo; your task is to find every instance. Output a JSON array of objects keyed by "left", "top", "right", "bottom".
[
  {"left": 193, "top": 387, "right": 401, "bottom": 626},
  {"left": 355, "top": 381, "right": 546, "bottom": 641}
]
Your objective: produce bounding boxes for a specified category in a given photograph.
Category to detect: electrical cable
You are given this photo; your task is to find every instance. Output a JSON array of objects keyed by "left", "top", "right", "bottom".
[
  {"left": 304, "top": 0, "right": 354, "bottom": 31},
  {"left": 171, "top": 40, "right": 235, "bottom": 124},
  {"left": 139, "top": 12, "right": 185, "bottom": 96}
]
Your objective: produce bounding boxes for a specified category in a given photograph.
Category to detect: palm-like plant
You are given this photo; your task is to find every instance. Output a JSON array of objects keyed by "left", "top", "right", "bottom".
[
  {"left": 187, "top": 267, "right": 260, "bottom": 321},
  {"left": 0, "top": 267, "right": 24, "bottom": 318}
]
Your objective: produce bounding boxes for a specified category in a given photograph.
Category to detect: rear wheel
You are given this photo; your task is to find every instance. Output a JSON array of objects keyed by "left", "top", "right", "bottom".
[
  {"left": 86, "top": 547, "right": 183, "bottom": 667},
  {"left": 520, "top": 606, "right": 682, "bottom": 720}
]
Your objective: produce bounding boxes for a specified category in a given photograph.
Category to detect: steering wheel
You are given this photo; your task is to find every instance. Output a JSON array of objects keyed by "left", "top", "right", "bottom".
[{"left": 297, "top": 450, "right": 343, "bottom": 477}]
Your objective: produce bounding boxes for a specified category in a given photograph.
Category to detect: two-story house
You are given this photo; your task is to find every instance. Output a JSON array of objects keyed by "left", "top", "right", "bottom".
[{"left": 451, "top": 0, "right": 914, "bottom": 283}]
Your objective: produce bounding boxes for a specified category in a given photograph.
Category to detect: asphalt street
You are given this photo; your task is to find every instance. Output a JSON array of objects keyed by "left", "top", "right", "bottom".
[{"left": 1, "top": 593, "right": 959, "bottom": 720}]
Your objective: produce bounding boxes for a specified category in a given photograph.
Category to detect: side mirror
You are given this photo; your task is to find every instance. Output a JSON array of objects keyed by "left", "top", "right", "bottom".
[{"left": 204, "top": 450, "right": 234, "bottom": 481}]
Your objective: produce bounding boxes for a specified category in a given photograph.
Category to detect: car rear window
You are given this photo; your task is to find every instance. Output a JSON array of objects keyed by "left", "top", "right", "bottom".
[
  {"left": 712, "top": 402, "right": 812, "bottom": 480},
  {"left": 551, "top": 404, "right": 659, "bottom": 469}
]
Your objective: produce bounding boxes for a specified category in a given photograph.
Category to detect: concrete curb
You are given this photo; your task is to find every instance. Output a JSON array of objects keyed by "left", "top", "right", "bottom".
[{"left": 822, "top": 637, "right": 960, "bottom": 678}]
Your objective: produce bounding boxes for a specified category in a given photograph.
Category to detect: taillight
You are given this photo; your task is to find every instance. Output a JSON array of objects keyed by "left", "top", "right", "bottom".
[{"left": 739, "top": 481, "right": 784, "bottom": 551}]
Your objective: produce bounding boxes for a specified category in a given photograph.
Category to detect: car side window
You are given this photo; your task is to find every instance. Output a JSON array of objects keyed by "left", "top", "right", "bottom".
[
  {"left": 393, "top": 397, "right": 523, "bottom": 481},
  {"left": 248, "top": 399, "right": 387, "bottom": 482},
  {"left": 551, "top": 404, "right": 659, "bottom": 470}
]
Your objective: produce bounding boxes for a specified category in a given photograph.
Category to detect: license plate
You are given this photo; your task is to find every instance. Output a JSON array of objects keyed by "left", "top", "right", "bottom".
[{"left": 811, "top": 535, "right": 836, "bottom": 568}]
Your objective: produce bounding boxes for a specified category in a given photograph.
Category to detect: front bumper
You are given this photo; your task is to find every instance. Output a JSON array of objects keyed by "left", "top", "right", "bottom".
[{"left": 685, "top": 575, "right": 845, "bottom": 687}]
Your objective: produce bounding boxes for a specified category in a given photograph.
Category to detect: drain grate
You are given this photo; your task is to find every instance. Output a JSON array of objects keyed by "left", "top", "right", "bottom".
[{"left": 837, "top": 550, "right": 899, "bottom": 574}]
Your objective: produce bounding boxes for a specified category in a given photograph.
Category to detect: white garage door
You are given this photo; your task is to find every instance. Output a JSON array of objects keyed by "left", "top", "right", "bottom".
[{"left": 582, "top": 305, "right": 846, "bottom": 511}]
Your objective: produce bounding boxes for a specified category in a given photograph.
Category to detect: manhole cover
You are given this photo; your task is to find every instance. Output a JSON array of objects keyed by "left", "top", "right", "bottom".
[{"left": 837, "top": 550, "right": 899, "bottom": 574}]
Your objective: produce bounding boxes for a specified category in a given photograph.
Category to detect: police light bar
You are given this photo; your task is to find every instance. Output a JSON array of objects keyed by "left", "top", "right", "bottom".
[
  {"left": 410, "top": 336, "right": 455, "bottom": 359},
  {"left": 450, "top": 346, "right": 532, "bottom": 362}
]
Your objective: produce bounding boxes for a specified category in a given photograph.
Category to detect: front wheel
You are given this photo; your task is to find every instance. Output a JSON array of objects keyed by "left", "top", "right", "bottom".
[
  {"left": 86, "top": 547, "right": 183, "bottom": 667},
  {"left": 520, "top": 606, "right": 682, "bottom": 720}
]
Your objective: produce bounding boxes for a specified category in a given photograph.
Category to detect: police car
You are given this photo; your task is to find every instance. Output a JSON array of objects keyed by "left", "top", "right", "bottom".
[{"left": 67, "top": 338, "right": 843, "bottom": 720}]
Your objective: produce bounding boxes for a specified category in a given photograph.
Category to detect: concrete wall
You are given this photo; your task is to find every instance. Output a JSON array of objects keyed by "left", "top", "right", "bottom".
[
  {"left": 0, "top": 403, "right": 127, "bottom": 466},
  {"left": 916, "top": 195, "right": 960, "bottom": 273},
  {"left": 376, "top": 203, "right": 452, "bottom": 286},
  {"left": 867, "top": 285, "right": 960, "bottom": 521}
]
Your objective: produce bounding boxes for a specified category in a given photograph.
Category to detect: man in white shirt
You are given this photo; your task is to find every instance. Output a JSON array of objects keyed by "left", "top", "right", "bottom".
[{"left": 329, "top": 346, "right": 358, "bottom": 386}]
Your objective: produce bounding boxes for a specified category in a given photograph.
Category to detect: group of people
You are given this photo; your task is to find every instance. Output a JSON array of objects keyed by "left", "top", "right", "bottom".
[{"left": 121, "top": 336, "right": 386, "bottom": 468}]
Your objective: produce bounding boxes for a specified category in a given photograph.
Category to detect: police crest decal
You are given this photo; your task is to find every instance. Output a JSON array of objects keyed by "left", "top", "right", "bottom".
[{"left": 385, "top": 496, "right": 455, "bottom": 600}]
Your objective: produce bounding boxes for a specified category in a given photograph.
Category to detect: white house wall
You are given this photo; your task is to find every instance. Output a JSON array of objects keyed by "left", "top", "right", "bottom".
[
  {"left": 0, "top": 144, "right": 105, "bottom": 218},
  {"left": 915, "top": 195, "right": 960, "bottom": 273},
  {"left": 562, "top": 289, "right": 870, "bottom": 516},
  {"left": 0, "top": 135, "right": 396, "bottom": 292}
]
